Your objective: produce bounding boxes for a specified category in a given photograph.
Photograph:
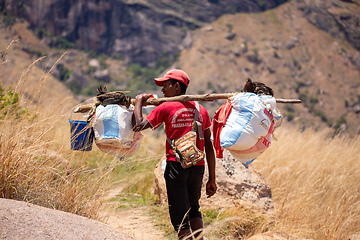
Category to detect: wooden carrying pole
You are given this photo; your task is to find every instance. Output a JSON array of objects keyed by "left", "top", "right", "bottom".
[
  {"left": 74, "top": 93, "right": 301, "bottom": 113},
  {"left": 130, "top": 93, "right": 302, "bottom": 105}
]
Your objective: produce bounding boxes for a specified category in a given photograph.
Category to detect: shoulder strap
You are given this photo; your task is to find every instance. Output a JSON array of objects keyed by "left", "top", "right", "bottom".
[
  {"left": 166, "top": 135, "right": 173, "bottom": 146},
  {"left": 193, "top": 102, "right": 204, "bottom": 140},
  {"left": 194, "top": 101, "right": 200, "bottom": 121}
]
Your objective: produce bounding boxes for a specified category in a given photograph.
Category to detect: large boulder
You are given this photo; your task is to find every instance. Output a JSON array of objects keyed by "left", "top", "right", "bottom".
[
  {"left": 0, "top": 198, "right": 133, "bottom": 240},
  {"left": 154, "top": 156, "right": 168, "bottom": 205},
  {"left": 154, "top": 149, "right": 274, "bottom": 213}
]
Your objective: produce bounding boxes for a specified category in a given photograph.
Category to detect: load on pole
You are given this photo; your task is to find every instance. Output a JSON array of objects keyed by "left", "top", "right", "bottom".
[{"left": 74, "top": 92, "right": 301, "bottom": 113}]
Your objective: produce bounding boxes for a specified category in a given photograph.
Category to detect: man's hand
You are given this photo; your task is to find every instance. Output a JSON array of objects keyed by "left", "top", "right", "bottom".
[
  {"left": 132, "top": 93, "right": 153, "bottom": 132},
  {"left": 206, "top": 179, "right": 217, "bottom": 198},
  {"left": 135, "top": 93, "right": 154, "bottom": 106}
]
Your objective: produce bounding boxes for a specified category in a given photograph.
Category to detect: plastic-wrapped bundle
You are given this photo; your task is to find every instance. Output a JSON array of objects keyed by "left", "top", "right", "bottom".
[
  {"left": 93, "top": 104, "right": 143, "bottom": 158},
  {"left": 219, "top": 92, "right": 281, "bottom": 166}
]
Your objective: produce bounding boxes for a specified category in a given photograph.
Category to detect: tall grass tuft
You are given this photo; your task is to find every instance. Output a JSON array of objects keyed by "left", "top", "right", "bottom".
[
  {"left": 253, "top": 124, "right": 360, "bottom": 239},
  {"left": 0, "top": 92, "right": 107, "bottom": 220},
  {"left": 0, "top": 40, "right": 109, "bottom": 219}
]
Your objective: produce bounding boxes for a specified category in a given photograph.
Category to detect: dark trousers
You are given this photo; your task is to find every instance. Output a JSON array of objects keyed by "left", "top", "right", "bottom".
[{"left": 164, "top": 161, "right": 205, "bottom": 231}]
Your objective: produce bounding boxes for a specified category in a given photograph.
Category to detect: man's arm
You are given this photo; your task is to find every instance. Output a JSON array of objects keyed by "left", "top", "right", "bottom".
[
  {"left": 132, "top": 93, "right": 153, "bottom": 132},
  {"left": 204, "top": 127, "right": 217, "bottom": 198}
]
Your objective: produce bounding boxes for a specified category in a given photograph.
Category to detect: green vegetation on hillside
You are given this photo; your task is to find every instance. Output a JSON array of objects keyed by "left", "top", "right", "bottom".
[{"left": 0, "top": 84, "right": 27, "bottom": 119}]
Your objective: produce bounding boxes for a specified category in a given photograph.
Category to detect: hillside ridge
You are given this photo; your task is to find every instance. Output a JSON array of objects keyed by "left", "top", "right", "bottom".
[
  {"left": 0, "top": 0, "right": 289, "bottom": 66},
  {"left": 0, "top": 0, "right": 359, "bottom": 135}
]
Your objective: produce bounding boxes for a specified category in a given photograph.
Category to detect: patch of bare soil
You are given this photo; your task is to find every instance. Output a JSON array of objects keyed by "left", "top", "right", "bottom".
[
  {"left": 103, "top": 207, "right": 168, "bottom": 240},
  {"left": 100, "top": 186, "right": 169, "bottom": 240}
]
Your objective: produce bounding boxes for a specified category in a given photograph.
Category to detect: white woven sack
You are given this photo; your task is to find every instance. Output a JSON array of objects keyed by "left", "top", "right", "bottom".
[
  {"left": 228, "top": 131, "right": 272, "bottom": 166},
  {"left": 93, "top": 104, "right": 142, "bottom": 157},
  {"left": 220, "top": 92, "right": 272, "bottom": 151}
]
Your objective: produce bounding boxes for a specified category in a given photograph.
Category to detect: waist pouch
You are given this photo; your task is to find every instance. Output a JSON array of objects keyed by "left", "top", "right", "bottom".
[{"left": 168, "top": 124, "right": 204, "bottom": 168}]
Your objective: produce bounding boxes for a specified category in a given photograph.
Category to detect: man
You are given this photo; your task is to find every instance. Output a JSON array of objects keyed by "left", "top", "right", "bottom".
[{"left": 132, "top": 69, "right": 217, "bottom": 240}]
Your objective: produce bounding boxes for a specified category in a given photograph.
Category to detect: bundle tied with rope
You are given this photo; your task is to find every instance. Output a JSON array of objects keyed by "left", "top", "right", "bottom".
[
  {"left": 73, "top": 86, "right": 132, "bottom": 117},
  {"left": 212, "top": 78, "right": 289, "bottom": 167},
  {"left": 96, "top": 86, "right": 132, "bottom": 108},
  {"left": 71, "top": 86, "right": 143, "bottom": 158}
]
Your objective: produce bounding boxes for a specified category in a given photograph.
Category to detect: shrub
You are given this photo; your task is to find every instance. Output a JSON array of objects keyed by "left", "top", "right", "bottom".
[
  {"left": 57, "top": 64, "right": 72, "bottom": 81},
  {"left": 333, "top": 114, "right": 347, "bottom": 132},
  {"left": 53, "top": 37, "right": 75, "bottom": 49},
  {"left": 0, "top": 84, "right": 27, "bottom": 119}
]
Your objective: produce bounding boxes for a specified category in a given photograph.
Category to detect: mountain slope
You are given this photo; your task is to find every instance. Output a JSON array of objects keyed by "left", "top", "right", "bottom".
[
  {"left": 0, "top": 22, "right": 77, "bottom": 113},
  {"left": 1, "top": 0, "right": 359, "bottom": 135},
  {"left": 176, "top": 0, "right": 360, "bottom": 135},
  {"left": 1, "top": 0, "right": 289, "bottom": 66}
]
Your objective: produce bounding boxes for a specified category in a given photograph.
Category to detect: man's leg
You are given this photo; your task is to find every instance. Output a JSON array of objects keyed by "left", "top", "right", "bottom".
[
  {"left": 178, "top": 218, "right": 203, "bottom": 240},
  {"left": 190, "top": 217, "right": 203, "bottom": 239},
  {"left": 164, "top": 162, "right": 191, "bottom": 238},
  {"left": 178, "top": 228, "right": 191, "bottom": 239},
  {"left": 188, "top": 165, "right": 205, "bottom": 239}
]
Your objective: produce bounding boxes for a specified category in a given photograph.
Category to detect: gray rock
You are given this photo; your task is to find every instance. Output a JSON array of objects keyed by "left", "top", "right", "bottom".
[
  {"left": 0, "top": 198, "right": 133, "bottom": 240},
  {"left": 154, "top": 149, "right": 274, "bottom": 213},
  {"left": 93, "top": 69, "right": 111, "bottom": 83},
  {"left": 286, "top": 40, "right": 296, "bottom": 49},
  {"left": 213, "top": 150, "right": 274, "bottom": 212},
  {"left": 66, "top": 71, "right": 89, "bottom": 91},
  {"left": 89, "top": 59, "right": 101, "bottom": 68}
]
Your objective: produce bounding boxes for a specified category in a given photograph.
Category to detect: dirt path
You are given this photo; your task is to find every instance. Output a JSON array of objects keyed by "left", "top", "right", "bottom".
[
  {"left": 100, "top": 186, "right": 169, "bottom": 240},
  {"left": 103, "top": 207, "right": 169, "bottom": 240}
]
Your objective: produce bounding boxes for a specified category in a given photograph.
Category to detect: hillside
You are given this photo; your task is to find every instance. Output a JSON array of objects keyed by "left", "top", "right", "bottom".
[
  {"left": 177, "top": 0, "right": 360, "bottom": 136},
  {"left": 0, "top": 24, "right": 77, "bottom": 114},
  {"left": 1, "top": 0, "right": 359, "bottom": 136},
  {"left": 1, "top": 0, "right": 288, "bottom": 66}
]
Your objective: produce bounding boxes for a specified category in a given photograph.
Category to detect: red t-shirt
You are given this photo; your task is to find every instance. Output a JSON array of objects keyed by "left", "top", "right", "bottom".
[{"left": 146, "top": 101, "right": 211, "bottom": 164}]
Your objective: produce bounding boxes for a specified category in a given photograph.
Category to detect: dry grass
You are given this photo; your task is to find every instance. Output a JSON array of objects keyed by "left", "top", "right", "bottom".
[
  {"left": 201, "top": 207, "right": 273, "bottom": 239},
  {"left": 0, "top": 109, "right": 103, "bottom": 219},
  {"left": 252, "top": 123, "right": 360, "bottom": 239},
  {"left": 0, "top": 45, "right": 106, "bottom": 219},
  {"left": 196, "top": 124, "right": 360, "bottom": 240}
]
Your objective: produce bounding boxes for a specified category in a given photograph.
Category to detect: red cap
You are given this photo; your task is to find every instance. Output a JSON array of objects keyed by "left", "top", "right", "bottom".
[{"left": 154, "top": 69, "right": 190, "bottom": 87}]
